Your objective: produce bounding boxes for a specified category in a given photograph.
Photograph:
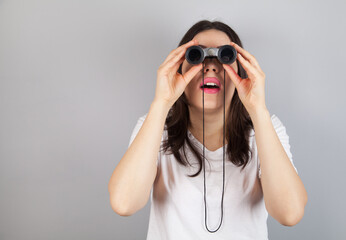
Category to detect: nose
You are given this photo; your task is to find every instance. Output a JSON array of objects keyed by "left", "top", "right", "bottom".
[{"left": 203, "top": 58, "right": 221, "bottom": 73}]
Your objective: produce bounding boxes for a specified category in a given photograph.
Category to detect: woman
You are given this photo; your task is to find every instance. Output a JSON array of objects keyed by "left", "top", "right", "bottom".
[{"left": 108, "top": 20, "right": 308, "bottom": 239}]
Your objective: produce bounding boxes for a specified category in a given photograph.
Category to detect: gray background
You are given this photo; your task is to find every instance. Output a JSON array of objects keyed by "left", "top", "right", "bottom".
[{"left": 0, "top": 0, "right": 345, "bottom": 239}]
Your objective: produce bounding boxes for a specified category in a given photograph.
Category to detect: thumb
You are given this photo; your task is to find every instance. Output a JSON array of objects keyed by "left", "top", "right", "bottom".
[
  {"left": 182, "top": 63, "right": 203, "bottom": 85},
  {"left": 223, "top": 64, "right": 241, "bottom": 90}
]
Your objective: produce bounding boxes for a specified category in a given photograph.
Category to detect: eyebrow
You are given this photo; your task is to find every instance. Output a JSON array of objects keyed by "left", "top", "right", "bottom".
[{"left": 198, "top": 44, "right": 223, "bottom": 48}]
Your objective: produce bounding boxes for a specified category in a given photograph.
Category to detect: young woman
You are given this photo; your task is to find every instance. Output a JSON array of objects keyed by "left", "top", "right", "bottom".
[{"left": 108, "top": 20, "right": 308, "bottom": 239}]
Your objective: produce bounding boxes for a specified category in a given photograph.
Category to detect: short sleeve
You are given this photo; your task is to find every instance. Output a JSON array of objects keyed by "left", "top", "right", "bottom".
[
  {"left": 128, "top": 113, "right": 162, "bottom": 168},
  {"left": 258, "top": 114, "right": 298, "bottom": 179}
]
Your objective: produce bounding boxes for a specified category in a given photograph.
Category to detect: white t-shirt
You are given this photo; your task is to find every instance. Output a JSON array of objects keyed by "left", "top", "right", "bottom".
[{"left": 128, "top": 112, "right": 298, "bottom": 240}]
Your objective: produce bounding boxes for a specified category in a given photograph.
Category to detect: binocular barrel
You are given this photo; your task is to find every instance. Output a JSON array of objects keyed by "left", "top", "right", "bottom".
[{"left": 185, "top": 45, "right": 237, "bottom": 65}]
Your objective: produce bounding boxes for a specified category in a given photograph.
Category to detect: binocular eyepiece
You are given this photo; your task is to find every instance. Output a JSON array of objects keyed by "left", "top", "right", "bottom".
[{"left": 185, "top": 44, "right": 237, "bottom": 65}]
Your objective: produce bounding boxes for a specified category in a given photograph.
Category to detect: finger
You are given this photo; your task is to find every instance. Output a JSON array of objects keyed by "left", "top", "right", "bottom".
[
  {"left": 177, "top": 39, "right": 199, "bottom": 52},
  {"left": 160, "top": 53, "right": 184, "bottom": 74},
  {"left": 161, "top": 40, "right": 197, "bottom": 73},
  {"left": 237, "top": 53, "right": 259, "bottom": 79},
  {"left": 222, "top": 64, "right": 242, "bottom": 89},
  {"left": 230, "top": 42, "right": 261, "bottom": 70},
  {"left": 162, "top": 39, "right": 198, "bottom": 66},
  {"left": 163, "top": 39, "right": 198, "bottom": 66},
  {"left": 181, "top": 63, "right": 203, "bottom": 85},
  {"left": 171, "top": 56, "right": 185, "bottom": 73},
  {"left": 165, "top": 45, "right": 190, "bottom": 69}
]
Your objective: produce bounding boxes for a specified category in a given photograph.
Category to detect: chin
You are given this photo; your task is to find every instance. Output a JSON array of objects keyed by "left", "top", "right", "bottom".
[{"left": 191, "top": 101, "right": 222, "bottom": 111}]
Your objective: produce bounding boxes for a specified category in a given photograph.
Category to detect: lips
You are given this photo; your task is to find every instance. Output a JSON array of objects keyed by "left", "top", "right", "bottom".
[{"left": 199, "top": 77, "right": 221, "bottom": 88}]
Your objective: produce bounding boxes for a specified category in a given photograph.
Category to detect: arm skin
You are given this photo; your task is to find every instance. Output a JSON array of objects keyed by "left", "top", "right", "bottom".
[
  {"left": 250, "top": 107, "right": 308, "bottom": 226},
  {"left": 108, "top": 100, "right": 170, "bottom": 216}
]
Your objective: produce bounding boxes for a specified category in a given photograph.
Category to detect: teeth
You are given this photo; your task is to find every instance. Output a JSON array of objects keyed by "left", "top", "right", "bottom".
[{"left": 203, "top": 82, "right": 218, "bottom": 87}]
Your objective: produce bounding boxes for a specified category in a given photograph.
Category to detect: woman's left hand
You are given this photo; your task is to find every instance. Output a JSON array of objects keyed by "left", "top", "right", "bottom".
[{"left": 222, "top": 42, "right": 267, "bottom": 116}]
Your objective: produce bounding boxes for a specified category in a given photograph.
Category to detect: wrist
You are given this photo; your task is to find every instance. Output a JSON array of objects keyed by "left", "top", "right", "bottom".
[
  {"left": 248, "top": 105, "right": 270, "bottom": 121},
  {"left": 151, "top": 99, "right": 171, "bottom": 114}
]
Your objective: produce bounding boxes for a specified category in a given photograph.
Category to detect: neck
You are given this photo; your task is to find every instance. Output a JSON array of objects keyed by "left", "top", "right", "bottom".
[{"left": 188, "top": 105, "right": 229, "bottom": 144}]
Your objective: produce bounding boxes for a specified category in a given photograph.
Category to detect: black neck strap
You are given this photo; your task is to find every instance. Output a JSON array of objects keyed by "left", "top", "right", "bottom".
[{"left": 202, "top": 65, "right": 226, "bottom": 233}]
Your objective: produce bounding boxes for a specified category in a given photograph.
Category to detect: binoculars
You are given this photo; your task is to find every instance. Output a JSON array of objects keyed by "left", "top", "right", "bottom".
[{"left": 185, "top": 44, "right": 237, "bottom": 65}]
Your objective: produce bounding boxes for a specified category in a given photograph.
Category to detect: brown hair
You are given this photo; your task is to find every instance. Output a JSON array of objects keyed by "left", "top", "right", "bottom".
[{"left": 161, "top": 19, "right": 254, "bottom": 177}]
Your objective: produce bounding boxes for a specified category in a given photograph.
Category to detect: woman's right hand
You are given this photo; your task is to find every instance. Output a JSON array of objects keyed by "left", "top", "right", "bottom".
[{"left": 153, "top": 39, "right": 203, "bottom": 108}]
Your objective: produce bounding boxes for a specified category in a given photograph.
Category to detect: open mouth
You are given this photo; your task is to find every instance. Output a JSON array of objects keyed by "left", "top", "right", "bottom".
[
  {"left": 200, "top": 85, "right": 221, "bottom": 94},
  {"left": 200, "top": 83, "right": 220, "bottom": 89},
  {"left": 199, "top": 77, "right": 221, "bottom": 93}
]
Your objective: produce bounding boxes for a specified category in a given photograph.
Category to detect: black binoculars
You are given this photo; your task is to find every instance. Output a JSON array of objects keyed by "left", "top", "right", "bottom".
[{"left": 185, "top": 45, "right": 237, "bottom": 65}]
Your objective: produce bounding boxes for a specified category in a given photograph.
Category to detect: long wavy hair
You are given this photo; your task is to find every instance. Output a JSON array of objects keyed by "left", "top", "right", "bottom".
[{"left": 160, "top": 19, "right": 254, "bottom": 177}]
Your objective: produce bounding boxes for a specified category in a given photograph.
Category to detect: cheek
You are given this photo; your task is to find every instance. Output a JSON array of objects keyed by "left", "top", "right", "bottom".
[
  {"left": 184, "top": 81, "right": 200, "bottom": 103},
  {"left": 184, "top": 81, "right": 193, "bottom": 96}
]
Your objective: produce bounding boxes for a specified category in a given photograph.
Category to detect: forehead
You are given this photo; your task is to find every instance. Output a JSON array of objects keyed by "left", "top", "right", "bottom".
[{"left": 193, "top": 29, "right": 232, "bottom": 48}]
